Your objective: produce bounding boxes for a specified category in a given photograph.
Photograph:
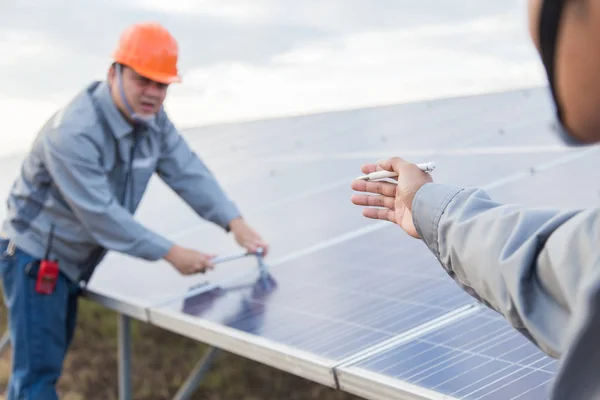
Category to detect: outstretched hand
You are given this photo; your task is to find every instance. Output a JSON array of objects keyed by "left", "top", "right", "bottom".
[{"left": 350, "top": 157, "right": 433, "bottom": 238}]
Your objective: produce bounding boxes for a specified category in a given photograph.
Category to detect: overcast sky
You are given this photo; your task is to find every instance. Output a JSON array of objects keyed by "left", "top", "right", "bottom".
[{"left": 0, "top": 0, "right": 546, "bottom": 157}]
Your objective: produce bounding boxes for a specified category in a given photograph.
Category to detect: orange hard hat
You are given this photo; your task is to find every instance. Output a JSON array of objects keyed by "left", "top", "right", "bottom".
[{"left": 113, "top": 22, "right": 181, "bottom": 84}]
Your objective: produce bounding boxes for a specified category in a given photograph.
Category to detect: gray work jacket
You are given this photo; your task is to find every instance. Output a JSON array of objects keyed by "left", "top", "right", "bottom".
[
  {"left": 1, "top": 81, "right": 241, "bottom": 283},
  {"left": 413, "top": 183, "right": 599, "bottom": 399}
]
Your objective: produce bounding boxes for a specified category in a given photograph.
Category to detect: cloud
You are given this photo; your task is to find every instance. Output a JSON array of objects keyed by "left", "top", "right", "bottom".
[
  {"left": 163, "top": 13, "right": 546, "bottom": 128},
  {"left": 0, "top": 96, "right": 63, "bottom": 157},
  {"left": 0, "top": 30, "right": 51, "bottom": 67},
  {"left": 0, "top": 0, "right": 544, "bottom": 158},
  {"left": 0, "top": 0, "right": 331, "bottom": 99},
  {"left": 127, "top": 0, "right": 270, "bottom": 20},
  {"left": 129, "top": 0, "right": 527, "bottom": 34}
]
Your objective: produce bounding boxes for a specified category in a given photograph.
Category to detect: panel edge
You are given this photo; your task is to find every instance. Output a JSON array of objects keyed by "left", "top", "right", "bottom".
[
  {"left": 148, "top": 307, "right": 338, "bottom": 388},
  {"left": 337, "top": 366, "right": 458, "bottom": 400}
]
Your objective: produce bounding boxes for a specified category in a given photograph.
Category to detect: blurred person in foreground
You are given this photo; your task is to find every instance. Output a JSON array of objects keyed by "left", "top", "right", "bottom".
[
  {"left": 352, "top": 1, "right": 600, "bottom": 399},
  {"left": 0, "top": 22, "right": 268, "bottom": 399}
]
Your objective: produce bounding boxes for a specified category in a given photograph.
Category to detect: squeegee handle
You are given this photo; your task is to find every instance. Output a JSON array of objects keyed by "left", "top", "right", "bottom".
[{"left": 211, "top": 247, "right": 266, "bottom": 265}]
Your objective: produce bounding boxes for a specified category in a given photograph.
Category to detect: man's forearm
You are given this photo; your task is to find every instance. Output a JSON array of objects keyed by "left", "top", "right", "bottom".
[{"left": 412, "top": 182, "right": 585, "bottom": 358}]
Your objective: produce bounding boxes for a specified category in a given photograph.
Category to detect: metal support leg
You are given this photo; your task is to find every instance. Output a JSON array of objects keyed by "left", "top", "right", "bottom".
[
  {"left": 118, "top": 314, "right": 132, "bottom": 400},
  {"left": 0, "top": 330, "right": 9, "bottom": 356},
  {"left": 173, "top": 347, "right": 220, "bottom": 400}
]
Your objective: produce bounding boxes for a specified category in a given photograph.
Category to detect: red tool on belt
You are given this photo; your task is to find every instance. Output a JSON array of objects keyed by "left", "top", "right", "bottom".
[{"left": 36, "top": 224, "right": 59, "bottom": 295}]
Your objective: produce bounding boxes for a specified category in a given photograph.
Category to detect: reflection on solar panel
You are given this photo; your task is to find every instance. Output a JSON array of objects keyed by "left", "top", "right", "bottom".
[{"left": 172, "top": 227, "right": 475, "bottom": 360}]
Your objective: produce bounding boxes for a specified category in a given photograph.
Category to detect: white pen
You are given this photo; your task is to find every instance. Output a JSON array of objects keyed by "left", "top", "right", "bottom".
[{"left": 356, "top": 161, "right": 436, "bottom": 181}]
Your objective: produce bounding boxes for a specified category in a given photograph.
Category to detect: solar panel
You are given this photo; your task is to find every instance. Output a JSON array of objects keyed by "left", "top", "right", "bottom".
[
  {"left": 1, "top": 86, "right": 588, "bottom": 399},
  {"left": 148, "top": 225, "right": 476, "bottom": 387},
  {"left": 143, "top": 143, "right": 584, "bottom": 389},
  {"left": 336, "top": 306, "right": 557, "bottom": 400},
  {"left": 81, "top": 88, "right": 582, "bottom": 393},
  {"left": 143, "top": 135, "right": 594, "bottom": 390},
  {"left": 87, "top": 141, "right": 572, "bottom": 321}
]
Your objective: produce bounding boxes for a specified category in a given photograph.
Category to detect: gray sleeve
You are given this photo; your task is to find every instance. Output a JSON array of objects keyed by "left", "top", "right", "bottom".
[
  {"left": 43, "top": 130, "right": 174, "bottom": 261},
  {"left": 156, "top": 120, "right": 241, "bottom": 231},
  {"left": 412, "top": 182, "right": 600, "bottom": 360}
]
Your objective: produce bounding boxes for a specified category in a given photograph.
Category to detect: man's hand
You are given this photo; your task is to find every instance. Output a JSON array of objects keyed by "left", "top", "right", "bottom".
[
  {"left": 164, "top": 245, "right": 217, "bottom": 275},
  {"left": 350, "top": 157, "right": 433, "bottom": 238},
  {"left": 229, "top": 218, "right": 269, "bottom": 256}
]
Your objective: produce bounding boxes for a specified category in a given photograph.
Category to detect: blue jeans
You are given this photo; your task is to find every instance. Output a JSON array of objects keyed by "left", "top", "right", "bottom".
[{"left": 0, "top": 239, "right": 80, "bottom": 400}]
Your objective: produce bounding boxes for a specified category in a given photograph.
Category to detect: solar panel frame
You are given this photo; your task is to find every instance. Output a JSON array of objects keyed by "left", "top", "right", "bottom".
[
  {"left": 149, "top": 298, "right": 341, "bottom": 388},
  {"left": 336, "top": 367, "right": 457, "bottom": 400}
]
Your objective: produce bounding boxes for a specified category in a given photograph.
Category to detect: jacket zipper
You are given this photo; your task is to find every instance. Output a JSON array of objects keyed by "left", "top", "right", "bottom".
[{"left": 124, "top": 130, "right": 139, "bottom": 208}]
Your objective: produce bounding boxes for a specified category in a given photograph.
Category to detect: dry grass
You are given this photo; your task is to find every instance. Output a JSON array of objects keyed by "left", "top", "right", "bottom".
[{"left": 0, "top": 294, "right": 362, "bottom": 400}]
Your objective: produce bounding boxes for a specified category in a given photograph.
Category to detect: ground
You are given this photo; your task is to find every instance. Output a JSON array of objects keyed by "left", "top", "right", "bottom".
[{"left": 0, "top": 295, "right": 363, "bottom": 400}]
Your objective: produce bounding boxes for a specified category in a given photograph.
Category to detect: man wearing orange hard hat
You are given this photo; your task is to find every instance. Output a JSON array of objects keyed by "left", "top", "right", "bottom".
[{"left": 0, "top": 22, "right": 268, "bottom": 399}]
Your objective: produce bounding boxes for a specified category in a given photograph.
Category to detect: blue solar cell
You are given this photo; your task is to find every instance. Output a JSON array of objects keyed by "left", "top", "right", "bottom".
[
  {"left": 349, "top": 306, "right": 556, "bottom": 399},
  {"left": 179, "top": 273, "right": 392, "bottom": 359},
  {"left": 167, "top": 226, "right": 475, "bottom": 361}
]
